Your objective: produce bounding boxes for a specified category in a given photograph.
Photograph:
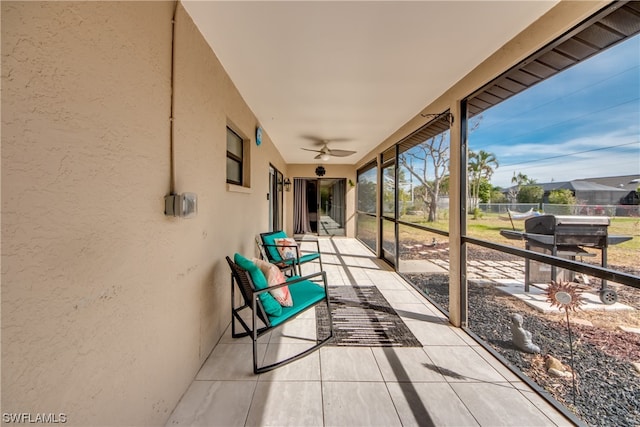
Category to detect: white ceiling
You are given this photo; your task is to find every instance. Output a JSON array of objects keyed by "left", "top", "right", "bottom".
[{"left": 182, "top": 1, "right": 559, "bottom": 165}]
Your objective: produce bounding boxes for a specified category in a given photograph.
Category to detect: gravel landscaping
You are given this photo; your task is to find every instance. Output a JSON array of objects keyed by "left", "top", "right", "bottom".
[{"left": 401, "top": 245, "right": 640, "bottom": 427}]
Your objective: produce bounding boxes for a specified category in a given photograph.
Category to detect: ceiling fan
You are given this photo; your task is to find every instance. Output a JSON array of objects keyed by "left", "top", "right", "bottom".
[{"left": 301, "top": 139, "right": 356, "bottom": 161}]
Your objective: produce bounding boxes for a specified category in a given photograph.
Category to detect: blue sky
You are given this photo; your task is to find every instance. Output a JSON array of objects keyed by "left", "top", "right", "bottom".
[{"left": 468, "top": 34, "right": 640, "bottom": 188}]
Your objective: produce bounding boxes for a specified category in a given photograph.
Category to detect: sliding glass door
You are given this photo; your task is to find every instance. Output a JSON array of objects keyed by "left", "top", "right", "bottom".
[
  {"left": 268, "top": 165, "right": 283, "bottom": 232},
  {"left": 318, "top": 178, "right": 346, "bottom": 236},
  {"left": 294, "top": 178, "right": 346, "bottom": 236},
  {"left": 381, "top": 148, "right": 397, "bottom": 266}
]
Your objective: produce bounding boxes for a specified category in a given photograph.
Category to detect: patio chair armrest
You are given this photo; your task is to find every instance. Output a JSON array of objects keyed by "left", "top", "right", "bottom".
[
  {"left": 294, "top": 237, "right": 321, "bottom": 253},
  {"left": 262, "top": 243, "right": 302, "bottom": 260},
  {"left": 286, "top": 270, "right": 326, "bottom": 286},
  {"left": 253, "top": 271, "right": 327, "bottom": 296}
]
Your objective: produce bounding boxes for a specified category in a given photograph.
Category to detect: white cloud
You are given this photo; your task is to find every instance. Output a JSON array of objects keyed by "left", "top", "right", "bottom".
[{"left": 489, "top": 130, "right": 639, "bottom": 187}]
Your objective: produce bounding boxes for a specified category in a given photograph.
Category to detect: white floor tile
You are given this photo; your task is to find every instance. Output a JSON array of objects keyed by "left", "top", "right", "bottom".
[
  {"left": 246, "top": 381, "right": 323, "bottom": 426},
  {"left": 511, "top": 382, "right": 574, "bottom": 426},
  {"left": 450, "top": 327, "right": 482, "bottom": 346},
  {"left": 322, "top": 382, "right": 402, "bottom": 427},
  {"left": 386, "top": 382, "right": 480, "bottom": 427},
  {"left": 392, "top": 303, "right": 447, "bottom": 325},
  {"left": 258, "top": 343, "right": 321, "bottom": 381},
  {"left": 378, "top": 288, "right": 423, "bottom": 304},
  {"left": 196, "top": 343, "right": 266, "bottom": 380},
  {"left": 373, "top": 277, "right": 410, "bottom": 290},
  {"left": 217, "top": 322, "right": 271, "bottom": 345},
  {"left": 472, "top": 346, "right": 523, "bottom": 382},
  {"left": 320, "top": 346, "right": 383, "bottom": 381},
  {"left": 268, "top": 318, "right": 317, "bottom": 344},
  {"left": 451, "top": 382, "right": 558, "bottom": 426},
  {"left": 372, "top": 347, "right": 445, "bottom": 382},
  {"left": 404, "top": 319, "right": 468, "bottom": 346},
  {"left": 423, "top": 345, "right": 507, "bottom": 383},
  {"left": 166, "top": 380, "right": 255, "bottom": 427}
]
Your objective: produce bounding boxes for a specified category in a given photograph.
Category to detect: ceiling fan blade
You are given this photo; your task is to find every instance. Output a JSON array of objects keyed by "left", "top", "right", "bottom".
[
  {"left": 314, "top": 153, "right": 323, "bottom": 160},
  {"left": 301, "top": 135, "right": 326, "bottom": 145},
  {"left": 328, "top": 149, "right": 356, "bottom": 157},
  {"left": 301, "top": 135, "right": 352, "bottom": 146},
  {"left": 301, "top": 147, "right": 322, "bottom": 153}
]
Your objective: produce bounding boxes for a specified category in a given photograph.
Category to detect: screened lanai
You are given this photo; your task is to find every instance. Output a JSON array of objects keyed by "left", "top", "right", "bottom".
[{"left": 3, "top": 1, "right": 639, "bottom": 426}]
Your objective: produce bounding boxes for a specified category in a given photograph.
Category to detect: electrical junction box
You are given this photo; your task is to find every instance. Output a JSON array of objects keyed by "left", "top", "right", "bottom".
[{"left": 165, "top": 193, "right": 197, "bottom": 218}]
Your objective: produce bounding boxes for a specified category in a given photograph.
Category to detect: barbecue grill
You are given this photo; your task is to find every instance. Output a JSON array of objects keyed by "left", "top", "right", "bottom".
[{"left": 501, "top": 214, "right": 632, "bottom": 304}]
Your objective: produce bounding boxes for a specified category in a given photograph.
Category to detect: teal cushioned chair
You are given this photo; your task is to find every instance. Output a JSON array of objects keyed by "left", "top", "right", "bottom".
[
  {"left": 226, "top": 256, "right": 333, "bottom": 374},
  {"left": 259, "top": 230, "right": 323, "bottom": 276}
]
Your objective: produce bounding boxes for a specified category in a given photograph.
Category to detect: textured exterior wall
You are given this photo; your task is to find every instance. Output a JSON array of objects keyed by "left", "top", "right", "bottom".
[{"left": 1, "top": 2, "right": 285, "bottom": 425}]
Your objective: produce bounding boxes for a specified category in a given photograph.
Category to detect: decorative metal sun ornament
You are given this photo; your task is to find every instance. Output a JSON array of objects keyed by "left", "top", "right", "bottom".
[
  {"left": 545, "top": 280, "right": 584, "bottom": 312},
  {"left": 545, "top": 279, "right": 584, "bottom": 405}
]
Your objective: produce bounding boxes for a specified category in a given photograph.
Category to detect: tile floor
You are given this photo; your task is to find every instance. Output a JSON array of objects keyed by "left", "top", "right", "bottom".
[{"left": 166, "top": 238, "right": 574, "bottom": 427}]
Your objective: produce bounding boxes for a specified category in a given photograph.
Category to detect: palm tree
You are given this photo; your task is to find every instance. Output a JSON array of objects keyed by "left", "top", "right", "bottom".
[
  {"left": 468, "top": 150, "right": 499, "bottom": 208},
  {"left": 509, "top": 172, "right": 537, "bottom": 202},
  {"left": 511, "top": 172, "right": 536, "bottom": 187}
]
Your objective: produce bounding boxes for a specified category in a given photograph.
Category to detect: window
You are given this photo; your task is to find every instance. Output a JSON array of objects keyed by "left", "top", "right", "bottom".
[
  {"left": 356, "top": 161, "right": 378, "bottom": 253},
  {"left": 456, "top": 8, "right": 639, "bottom": 426},
  {"left": 226, "top": 127, "right": 244, "bottom": 185},
  {"left": 357, "top": 162, "right": 377, "bottom": 214}
]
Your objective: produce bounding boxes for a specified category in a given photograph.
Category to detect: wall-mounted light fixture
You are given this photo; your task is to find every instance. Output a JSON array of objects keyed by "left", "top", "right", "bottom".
[{"left": 283, "top": 178, "right": 291, "bottom": 192}]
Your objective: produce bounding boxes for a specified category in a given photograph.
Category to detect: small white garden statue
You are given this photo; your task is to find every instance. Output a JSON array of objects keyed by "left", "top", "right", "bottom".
[{"left": 510, "top": 313, "right": 541, "bottom": 354}]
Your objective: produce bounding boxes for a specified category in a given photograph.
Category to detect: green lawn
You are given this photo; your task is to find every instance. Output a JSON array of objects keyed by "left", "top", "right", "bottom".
[{"left": 398, "top": 212, "right": 639, "bottom": 267}]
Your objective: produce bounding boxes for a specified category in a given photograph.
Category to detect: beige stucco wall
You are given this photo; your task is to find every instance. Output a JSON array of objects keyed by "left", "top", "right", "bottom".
[
  {"left": 2, "top": 2, "right": 286, "bottom": 425},
  {"left": 285, "top": 164, "right": 357, "bottom": 238}
]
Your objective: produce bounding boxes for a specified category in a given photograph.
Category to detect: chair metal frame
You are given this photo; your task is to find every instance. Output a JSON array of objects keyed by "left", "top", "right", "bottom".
[
  {"left": 259, "top": 231, "right": 323, "bottom": 276},
  {"left": 255, "top": 236, "right": 296, "bottom": 277},
  {"left": 226, "top": 256, "right": 333, "bottom": 374}
]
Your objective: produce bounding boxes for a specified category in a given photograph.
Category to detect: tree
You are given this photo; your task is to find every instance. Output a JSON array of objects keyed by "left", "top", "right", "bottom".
[
  {"left": 548, "top": 189, "right": 576, "bottom": 214},
  {"left": 510, "top": 172, "right": 536, "bottom": 202},
  {"left": 357, "top": 180, "right": 376, "bottom": 213},
  {"left": 491, "top": 187, "right": 508, "bottom": 203},
  {"left": 511, "top": 172, "right": 535, "bottom": 187},
  {"left": 548, "top": 189, "right": 576, "bottom": 205},
  {"left": 399, "top": 132, "right": 449, "bottom": 222},
  {"left": 439, "top": 175, "right": 450, "bottom": 196},
  {"left": 382, "top": 167, "right": 395, "bottom": 214},
  {"left": 477, "top": 178, "right": 492, "bottom": 204},
  {"left": 468, "top": 150, "right": 499, "bottom": 208},
  {"left": 517, "top": 185, "right": 544, "bottom": 203}
]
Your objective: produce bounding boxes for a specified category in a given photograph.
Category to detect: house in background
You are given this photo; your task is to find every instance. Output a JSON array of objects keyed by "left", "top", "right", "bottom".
[
  {"left": 505, "top": 175, "right": 640, "bottom": 207},
  {"left": 584, "top": 174, "right": 640, "bottom": 205},
  {"left": 539, "top": 179, "right": 632, "bottom": 205}
]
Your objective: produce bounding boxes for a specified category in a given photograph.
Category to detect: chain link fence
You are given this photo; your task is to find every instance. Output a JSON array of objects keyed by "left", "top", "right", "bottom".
[{"left": 478, "top": 203, "right": 639, "bottom": 217}]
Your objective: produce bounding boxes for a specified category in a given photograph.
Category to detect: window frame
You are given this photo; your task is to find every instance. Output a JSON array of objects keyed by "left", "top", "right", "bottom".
[{"left": 226, "top": 126, "right": 244, "bottom": 186}]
